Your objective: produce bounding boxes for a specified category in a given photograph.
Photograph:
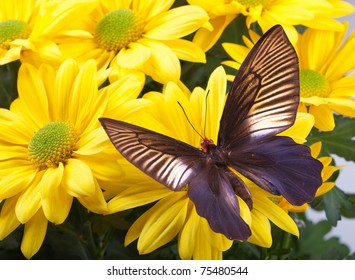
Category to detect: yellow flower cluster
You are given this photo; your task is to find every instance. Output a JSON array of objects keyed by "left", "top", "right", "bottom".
[{"left": 0, "top": 0, "right": 353, "bottom": 259}]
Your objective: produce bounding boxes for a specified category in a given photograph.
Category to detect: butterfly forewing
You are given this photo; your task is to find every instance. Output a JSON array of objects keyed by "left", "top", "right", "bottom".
[
  {"left": 99, "top": 118, "right": 206, "bottom": 191},
  {"left": 218, "top": 25, "right": 299, "bottom": 147}
]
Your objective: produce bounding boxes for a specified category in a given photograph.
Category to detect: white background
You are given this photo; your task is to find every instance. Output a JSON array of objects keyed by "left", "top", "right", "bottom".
[{"left": 307, "top": 3, "right": 355, "bottom": 253}]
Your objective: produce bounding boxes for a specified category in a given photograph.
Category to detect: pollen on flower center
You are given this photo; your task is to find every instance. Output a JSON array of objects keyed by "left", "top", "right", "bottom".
[
  {"left": 28, "top": 122, "right": 78, "bottom": 169},
  {"left": 94, "top": 9, "right": 145, "bottom": 52},
  {"left": 0, "top": 20, "right": 30, "bottom": 49},
  {"left": 236, "top": 0, "right": 271, "bottom": 6},
  {"left": 300, "top": 69, "right": 331, "bottom": 98}
]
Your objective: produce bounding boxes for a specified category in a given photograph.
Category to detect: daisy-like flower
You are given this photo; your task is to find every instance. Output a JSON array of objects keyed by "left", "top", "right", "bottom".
[
  {"left": 106, "top": 67, "right": 318, "bottom": 259},
  {"left": 55, "top": 0, "right": 209, "bottom": 84},
  {"left": 222, "top": 23, "right": 355, "bottom": 131},
  {"left": 0, "top": 59, "right": 146, "bottom": 259},
  {"left": 0, "top": 0, "right": 98, "bottom": 66},
  {"left": 187, "top": 0, "right": 354, "bottom": 51},
  {"left": 278, "top": 142, "right": 340, "bottom": 213}
]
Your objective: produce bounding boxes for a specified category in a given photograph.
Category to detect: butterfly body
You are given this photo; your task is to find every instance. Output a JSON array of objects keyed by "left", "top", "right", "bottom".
[{"left": 100, "top": 25, "right": 323, "bottom": 241}]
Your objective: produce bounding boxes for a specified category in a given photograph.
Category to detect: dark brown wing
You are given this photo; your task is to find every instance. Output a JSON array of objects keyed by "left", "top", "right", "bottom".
[
  {"left": 99, "top": 118, "right": 206, "bottom": 191},
  {"left": 218, "top": 25, "right": 299, "bottom": 148}
]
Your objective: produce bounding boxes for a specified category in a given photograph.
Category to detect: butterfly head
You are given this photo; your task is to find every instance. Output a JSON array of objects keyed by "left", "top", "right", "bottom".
[{"left": 201, "top": 137, "right": 216, "bottom": 153}]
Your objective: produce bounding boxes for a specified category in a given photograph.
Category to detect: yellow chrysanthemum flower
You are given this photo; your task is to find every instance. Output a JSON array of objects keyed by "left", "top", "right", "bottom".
[
  {"left": 296, "top": 24, "right": 355, "bottom": 131},
  {"left": 278, "top": 142, "right": 340, "bottom": 213},
  {"left": 0, "top": 59, "right": 146, "bottom": 259},
  {"left": 54, "top": 0, "right": 209, "bottom": 84},
  {"left": 0, "top": 0, "right": 98, "bottom": 66},
  {"left": 107, "top": 67, "right": 317, "bottom": 259},
  {"left": 223, "top": 23, "right": 355, "bottom": 131},
  {"left": 188, "top": 0, "right": 354, "bottom": 51}
]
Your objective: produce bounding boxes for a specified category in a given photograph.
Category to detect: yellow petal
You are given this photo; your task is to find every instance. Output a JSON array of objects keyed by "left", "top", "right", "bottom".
[
  {"left": 31, "top": 39, "right": 62, "bottom": 63},
  {"left": 106, "top": 73, "right": 145, "bottom": 109},
  {"left": 116, "top": 42, "right": 151, "bottom": 69},
  {"left": 40, "top": 164, "right": 64, "bottom": 199},
  {"left": 247, "top": 209, "right": 272, "bottom": 247},
  {"left": 0, "top": 46, "right": 22, "bottom": 65},
  {"left": 125, "top": 207, "right": 151, "bottom": 247},
  {"left": 205, "top": 66, "right": 227, "bottom": 141},
  {"left": 194, "top": 218, "right": 222, "bottom": 260},
  {"left": 33, "top": 0, "right": 97, "bottom": 37},
  {"left": 74, "top": 127, "right": 109, "bottom": 156},
  {"left": 76, "top": 151, "right": 124, "bottom": 191},
  {"left": 309, "top": 104, "right": 335, "bottom": 131},
  {"left": 178, "top": 203, "right": 199, "bottom": 260},
  {"left": 17, "top": 63, "right": 50, "bottom": 128},
  {"left": 38, "top": 64, "right": 57, "bottom": 120},
  {"left": 0, "top": 166, "right": 37, "bottom": 200},
  {"left": 310, "top": 142, "right": 322, "bottom": 158},
  {"left": 325, "top": 30, "right": 355, "bottom": 79},
  {"left": 0, "top": 145, "right": 28, "bottom": 161},
  {"left": 144, "top": 6, "right": 208, "bottom": 40},
  {"left": 280, "top": 112, "right": 314, "bottom": 144},
  {"left": 62, "top": 158, "right": 95, "bottom": 197},
  {"left": 300, "top": 96, "right": 328, "bottom": 106},
  {"left": 222, "top": 42, "right": 249, "bottom": 67},
  {"left": 322, "top": 165, "right": 340, "bottom": 182},
  {"left": 193, "top": 15, "right": 236, "bottom": 52},
  {"left": 138, "top": 38, "right": 181, "bottom": 83},
  {"left": 53, "top": 59, "right": 79, "bottom": 121},
  {"left": 138, "top": 192, "right": 188, "bottom": 254},
  {"left": 0, "top": 109, "right": 33, "bottom": 145},
  {"left": 40, "top": 163, "right": 72, "bottom": 224},
  {"left": 133, "top": 0, "right": 174, "bottom": 20},
  {"left": 108, "top": 183, "right": 169, "bottom": 213},
  {"left": 315, "top": 182, "right": 335, "bottom": 197},
  {"left": 163, "top": 39, "right": 206, "bottom": 63},
  {"left": 15, "top": 173, "right": 42, "bottom": 224},
  {"left": 0, "top": 196, "right": 21, "bottom": 240},
  {"left": 76, "top": 178, "right": 108, "bottom": 214},
  {"left": 253, "top": 191, "right": 299, "bottom": 237},
  {"left": 69, "top": 60, "right": 99, "bottom": 133},
  {"left": 21, "top": 209, "right": 48, "bottom": 259}
]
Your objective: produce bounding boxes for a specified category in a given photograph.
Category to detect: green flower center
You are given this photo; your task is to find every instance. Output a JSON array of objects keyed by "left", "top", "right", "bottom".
[
  {"left": 94, "top": 9, "right": 145, "bottom": 52},
  {"left": 0, "top": 20, "right": 30, "bottom": 49},
  {"left": 236, "top": 0, "right": 271, "bottom": 6},
  {"left": 28, "top": 122, "right": 78, "bottom": 169},
  {"left": 300, "top": 69, "right": 331, "bottom": 98}
]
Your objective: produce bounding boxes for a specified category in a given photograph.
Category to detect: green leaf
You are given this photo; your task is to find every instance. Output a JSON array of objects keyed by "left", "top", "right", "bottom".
[
  {"left": 293, "top": 218, "right": 350, "bottom": 259},
  {"left": 311, "top": 187, "right": 355, "bottom": 225},
  {"left": 0, "top": 60, "right": 20, "bottom": 109},
  {"left": 308, "top": 116, "right": 355, "bottom": 161}
]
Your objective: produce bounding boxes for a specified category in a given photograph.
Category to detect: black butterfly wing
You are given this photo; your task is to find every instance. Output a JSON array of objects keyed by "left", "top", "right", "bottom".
[
  {"left": 99, "top": 118, "right": 205, "bottom": 191},
  {"left": 188, "top": 164, "right": 251, "bottom": 240},
  {"left": 100, "top": 118, "right": 252, "bottom": 240},
  {"left": 226, "top": 136, "right": 322, "bottom": 205},
  {"left": 218, "top": 25, "right": 322, "bottom": 205},
  {"left": 218, "top": 25, "right": 299, "bottom": 147}
]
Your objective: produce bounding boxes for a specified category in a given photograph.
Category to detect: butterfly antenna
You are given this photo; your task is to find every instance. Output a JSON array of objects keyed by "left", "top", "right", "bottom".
[{"left": 177, "top": 101, "right": 204, "bottom": 140}]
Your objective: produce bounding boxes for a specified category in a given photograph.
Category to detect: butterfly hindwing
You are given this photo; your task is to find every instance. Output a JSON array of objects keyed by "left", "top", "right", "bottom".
[
  {"left": 188, "top": 164, "right": 251, "bottom": 240},
  {"left": 226, "top": 136, "right": 322, "bottom": 205}
]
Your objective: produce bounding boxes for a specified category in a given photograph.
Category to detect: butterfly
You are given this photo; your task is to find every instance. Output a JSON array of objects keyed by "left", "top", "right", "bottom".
[{"left": 99, "top": 25, "right": 323, "bottom": 241}]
